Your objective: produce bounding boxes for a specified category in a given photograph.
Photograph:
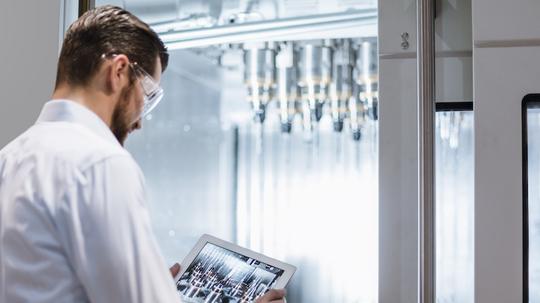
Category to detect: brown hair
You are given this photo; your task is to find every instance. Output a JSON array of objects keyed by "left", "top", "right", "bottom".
[{"left": 55, "top": 5, "right": 168, "bottom": 88}]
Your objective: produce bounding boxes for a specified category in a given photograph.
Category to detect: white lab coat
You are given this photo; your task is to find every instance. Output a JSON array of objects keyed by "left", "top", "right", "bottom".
[{"left": 0, "top": 100, "right": 180, "bottom": 302}]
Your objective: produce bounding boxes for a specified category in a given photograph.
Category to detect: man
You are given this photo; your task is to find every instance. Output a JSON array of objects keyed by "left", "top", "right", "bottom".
[{"left": 0, "top": 5, "right": 286, "bottom": 303}]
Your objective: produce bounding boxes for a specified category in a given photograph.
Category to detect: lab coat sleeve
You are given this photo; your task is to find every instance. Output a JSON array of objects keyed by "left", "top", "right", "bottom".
[{"left": 56, "top": 155, "right": 181, "bottom": 303}]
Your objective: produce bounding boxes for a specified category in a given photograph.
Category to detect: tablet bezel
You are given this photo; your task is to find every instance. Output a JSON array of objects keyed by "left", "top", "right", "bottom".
[{"left": 175, "top": 234, "right": 296, "bottom": 292}]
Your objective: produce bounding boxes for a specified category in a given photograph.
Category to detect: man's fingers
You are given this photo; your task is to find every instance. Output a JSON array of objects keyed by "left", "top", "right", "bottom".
[
  {"left": 169, "top": 263, "right": 181, "bottom": 277},
  {"left": 262, "top": 289, "right": 286, "bottom": 300}
]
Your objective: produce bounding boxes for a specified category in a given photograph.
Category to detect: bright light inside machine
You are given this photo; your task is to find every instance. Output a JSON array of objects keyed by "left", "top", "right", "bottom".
[{"left": 236, "top": 117, "right": 379, "bottom": 302}]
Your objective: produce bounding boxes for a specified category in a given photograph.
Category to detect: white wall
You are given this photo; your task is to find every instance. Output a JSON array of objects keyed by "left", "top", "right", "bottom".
[
  {"left": 473, "top": 0, "right": 540, "bottom": 301},
  {"left": 378, "top": 1, "right": 419, "bottom": 302},
  {"left": 378, "top": 0, "right": 472, "bottom": 302},
  {"left": 473, "top": 46, "right": 540, "bottom": 303},
  {"left": 379, "top": 56, "right": 419, "bottom": 303},
  {"left": 0, "top": 0, "right": 63, "bottom": 147}
]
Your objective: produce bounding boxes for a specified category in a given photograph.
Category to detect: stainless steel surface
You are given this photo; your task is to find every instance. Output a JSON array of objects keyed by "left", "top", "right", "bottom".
[
  {"left": 159, "top": 10, "right": 377, "bottom": 50},
  {"left": 352, "top": 38, "right": 378, "bottom": 140},
  {"left": 243, "top": 44, "right": 277, "bottom": 123},
  {"left": 348, "top": 88, "right": 366, "bottom": 141},
  {"left": 330, "top": 39, "right": 355, "bottom": 132},
  {"left": 355, "top": 38, "right": 378, "bottom": 89},
  {"left": 298, "top": 41, "right": 334, "bottom": 136},
  {"left": 112, "top": 0, "right": 377, "bottom": 26},
  {"left": 276, "top": 42, "right": 299, "bottom": 133},
  {"left": 239, "top": 38, "right": 378, "bottom": 139},
  {"left": 417, "top": 0, "right": 436, "bottom": 301}
]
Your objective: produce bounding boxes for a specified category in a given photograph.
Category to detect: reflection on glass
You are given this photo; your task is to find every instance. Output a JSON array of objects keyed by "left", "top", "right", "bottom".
[
  {"left": 125, "top": 50, "right": 237, "bottom": 263},
  {"left": 236, "top": 114, "right": 378, "bottom": 303},
  {"left": 125, "top": 48, "right": 379, "bottom": 303},
  {"left": 527, "top": 106, "right": 540, "bottom": 302},
  {"left": 435, "top": 111, "right": 474, "bottom": 303}
]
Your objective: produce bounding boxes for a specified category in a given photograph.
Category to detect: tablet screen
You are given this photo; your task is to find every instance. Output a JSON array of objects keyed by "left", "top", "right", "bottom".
[{"left": 176, "top": 242, "right": 285, "bottom": 302}]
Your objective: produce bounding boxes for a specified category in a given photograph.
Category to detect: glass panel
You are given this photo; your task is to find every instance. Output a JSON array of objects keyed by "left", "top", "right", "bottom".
[
  {"left": 91, "top": 2, "right": 379, "bottom": 302},
  {"left": 435, "top": 111, "right": 474, "bottom": 303},
  {"left": 236, "top": 116, "right": 378, "bottom": 302},
  {"left": 527, "top": 105, "right": 540, "bottom": 302},
  {"left": 125, "top": 50, "right": 237, "bottom": 262},
  {"left": 122, "top": 44, "right": 379, "bottom": 302}
]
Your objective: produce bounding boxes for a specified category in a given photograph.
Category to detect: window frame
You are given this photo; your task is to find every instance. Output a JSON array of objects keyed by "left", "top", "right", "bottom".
[{"left": 521, "top": 93, "right": 540, "bottom": 303}]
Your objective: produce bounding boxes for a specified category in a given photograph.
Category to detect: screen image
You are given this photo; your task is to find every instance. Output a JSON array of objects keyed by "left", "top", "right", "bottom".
[{"left": 177, "top": 243, "right": 285, "bottom": 303}]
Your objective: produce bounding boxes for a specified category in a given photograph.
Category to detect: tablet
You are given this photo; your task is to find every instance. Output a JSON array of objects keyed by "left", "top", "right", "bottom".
[{"left": 175, "top": 234, "right": 296, "bottom": 303}]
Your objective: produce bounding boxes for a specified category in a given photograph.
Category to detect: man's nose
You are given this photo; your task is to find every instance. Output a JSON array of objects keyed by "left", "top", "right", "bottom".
[{"left": 132, "top": 119, "right": 142, "bottom": 131}]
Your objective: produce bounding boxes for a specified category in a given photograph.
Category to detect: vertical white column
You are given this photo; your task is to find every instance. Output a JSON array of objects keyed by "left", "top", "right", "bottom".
[
  {"left": 0, "top": 0, "right": 63, "bottom": 147},
  {"left": 378, "top": 0, "right": 419, "bottom": 302}
]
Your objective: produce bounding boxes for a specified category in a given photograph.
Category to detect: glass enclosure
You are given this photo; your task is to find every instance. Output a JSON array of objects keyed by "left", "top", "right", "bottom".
[
  {"left": 92, "top": 0, "right": 380, "bottom": 302},
  {"left": 124, "top": 46, "right": 379, "bottom": 302},
  {"left": 525, "top": 99, "right": 540, "bottom": 302},
  {"left": 87, "top": 1, "right": 474, "bottom": 302},
  {"left": 125, "top": 50, "right": 237, "bottom": 259},
  {"left": 435, "top": 110, "right": 474, "bottom": 303},
  {"left": 236, "top": 115, "right": 378, "bottom": 302},
  {"left": 433, "top": 0, "right": 474, "bottom": 300}
]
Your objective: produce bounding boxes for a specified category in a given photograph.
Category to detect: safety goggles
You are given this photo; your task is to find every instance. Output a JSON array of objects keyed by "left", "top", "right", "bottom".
[
  {"left": 101, "top": 53, "right": 164, "bottom": 121},
  {"left": 129, "top": 62, "right": 164, "bottom": 120}
]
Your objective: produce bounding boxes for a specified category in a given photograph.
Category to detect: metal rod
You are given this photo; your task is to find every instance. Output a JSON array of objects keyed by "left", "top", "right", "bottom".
[
  {"left": 158, "top": 10, "right": 377, "bottom": 50},
  {"left": 417, "top": 0, "right": 436, "bottom": 302},
  {"left": 78, "top": 0, "right": 94, "bottom": 17},
  {"left": 231, "top": 126, "right": 240, "bottom": 244}
]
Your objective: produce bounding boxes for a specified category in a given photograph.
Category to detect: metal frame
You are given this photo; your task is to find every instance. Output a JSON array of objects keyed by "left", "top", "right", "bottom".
[
  {"left": 78, "top": 0, "right": 94, "bottom": 17},
  {"left": 435, "top": 101, "right": 473, "bottom": 112},
  {"left": 417, "top": 0, "right": 436, "bottom": 302},
  {"left": 521, "top": 93, "right": 540, "bottom": 303},
  {"left": 157, "top": 10, "right": 377, "bottom": 50}
]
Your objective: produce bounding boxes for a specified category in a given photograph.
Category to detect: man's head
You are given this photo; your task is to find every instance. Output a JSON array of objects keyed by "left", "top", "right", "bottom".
[{"left": 54, "top": 5, "right": 168, "bottom": 145}]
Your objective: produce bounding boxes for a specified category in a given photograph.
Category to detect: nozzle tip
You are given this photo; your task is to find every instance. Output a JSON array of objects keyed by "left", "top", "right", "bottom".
[
  {"left": 280, "top": 122, "right": 292, "bottom": 133},
  {"left": 333, "top": 121, "right": 344, "bottom": 132},
  {"left": 352, "top": 131, "right": 362, "bottom": 141}
]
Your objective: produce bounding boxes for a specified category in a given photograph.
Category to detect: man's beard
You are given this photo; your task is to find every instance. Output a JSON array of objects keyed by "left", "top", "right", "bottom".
[{"left": 111, "top": 87, "right": 138, "bottom": 146}]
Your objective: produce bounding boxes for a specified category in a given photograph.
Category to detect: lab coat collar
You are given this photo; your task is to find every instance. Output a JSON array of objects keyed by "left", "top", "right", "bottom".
[{"left": 36, "top": 99, "right": 120, "bottom": 146}]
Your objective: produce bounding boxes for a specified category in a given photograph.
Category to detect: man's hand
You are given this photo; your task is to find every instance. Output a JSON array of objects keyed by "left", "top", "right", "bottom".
[
  {"left": 170, "top": 263, "right": 181, "bottom": 277},
  {"left": 255, "top": 289, "right": 287, "bottom": 303}
]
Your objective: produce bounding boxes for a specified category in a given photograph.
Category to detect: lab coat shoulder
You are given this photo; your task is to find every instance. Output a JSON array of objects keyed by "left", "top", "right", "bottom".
[
  {"left": 0, "top": 121, "right": 129, "bottom": 174},
  {"left": 35, "top": 121, "right": 130, "bottom": 169},
  {"left": 0, "top": 121, "right": 136, "bottom": 208}
]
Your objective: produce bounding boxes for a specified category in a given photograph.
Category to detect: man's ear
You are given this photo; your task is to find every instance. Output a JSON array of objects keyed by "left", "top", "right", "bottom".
[{"left": 108, "top": 54, "right": 130, "bottom": 93}]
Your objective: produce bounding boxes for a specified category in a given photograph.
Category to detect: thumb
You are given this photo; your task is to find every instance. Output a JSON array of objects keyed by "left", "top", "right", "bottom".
[
  {"left": 170, "top": 263, "right": 181, "bottom": 277},
  {"left": 262, "top": 289, "right": 286, "bottom": 300}
]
